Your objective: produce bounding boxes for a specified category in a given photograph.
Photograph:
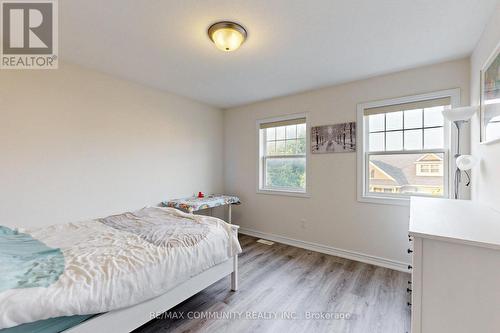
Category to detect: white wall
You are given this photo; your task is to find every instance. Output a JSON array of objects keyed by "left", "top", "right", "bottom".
[
  {"left": 224, "top": 59, "right": 470, "bottom": 265},
  {"left": 470, "top": 2, "right": 500, "bottom": 209},
  {"left": 0, "top": 62, "right": 224, "bottom": 228}
]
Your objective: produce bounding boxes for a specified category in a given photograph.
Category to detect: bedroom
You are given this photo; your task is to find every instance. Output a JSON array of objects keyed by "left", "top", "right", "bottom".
[{"left": 1, "top": 0, "right": 500, "bottom": 332}]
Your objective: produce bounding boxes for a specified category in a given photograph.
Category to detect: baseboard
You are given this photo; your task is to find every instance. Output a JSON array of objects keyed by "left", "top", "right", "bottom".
[{"left": 239, "top": 227, "right": 409, "bottom": 272}]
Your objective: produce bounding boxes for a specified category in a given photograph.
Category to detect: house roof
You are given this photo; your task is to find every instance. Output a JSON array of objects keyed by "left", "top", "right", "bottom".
[
  {"left": 370, "top": 153, "right": 443, "bottom": 187},
  {"left": 370, "top": 160, "right": 409, "bottom": 185},
  {"left": 416, "top": 153, "right": 443, "bottom": 162}
]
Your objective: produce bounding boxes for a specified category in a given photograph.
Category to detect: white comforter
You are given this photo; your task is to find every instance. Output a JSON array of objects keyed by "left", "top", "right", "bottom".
[{"left": 0, "top": 207, "right": 241, "bottom": 329}]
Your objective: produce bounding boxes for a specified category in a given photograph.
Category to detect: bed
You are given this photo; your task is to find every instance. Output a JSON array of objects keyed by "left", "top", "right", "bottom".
[{"left": 0, "top": 207, "right": 241, "bottom": 333}]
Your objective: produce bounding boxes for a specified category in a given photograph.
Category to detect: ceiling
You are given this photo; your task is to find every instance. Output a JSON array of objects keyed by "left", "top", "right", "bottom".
[{"left": 60, "top": 0, "right": 498, "bottom": 108}]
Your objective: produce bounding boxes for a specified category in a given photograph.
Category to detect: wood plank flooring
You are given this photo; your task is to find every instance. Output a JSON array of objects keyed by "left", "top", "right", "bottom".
[{"left": 134, "top": 234, "right": 411, "bottom": 333}]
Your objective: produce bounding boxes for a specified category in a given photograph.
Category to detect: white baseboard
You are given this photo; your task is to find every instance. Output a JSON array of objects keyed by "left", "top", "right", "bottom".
[{"left": 239, "top": 227, "right": 409, "bottom": 272}]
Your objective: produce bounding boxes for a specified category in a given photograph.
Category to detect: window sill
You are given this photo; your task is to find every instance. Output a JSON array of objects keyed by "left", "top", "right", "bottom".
[
  {"left": 257, "top": 189, "right": 311, "bottom": 198},
  {"left": 358, "top": 194, "right": 410, "bottom": 206},
  {"left": 358, "top": 194, "right": 452, "bottom": 206}
]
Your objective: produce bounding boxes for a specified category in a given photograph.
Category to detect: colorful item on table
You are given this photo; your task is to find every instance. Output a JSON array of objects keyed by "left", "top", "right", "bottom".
[{"left": 163, "top": 194, "right": 241, "bottom": 214}]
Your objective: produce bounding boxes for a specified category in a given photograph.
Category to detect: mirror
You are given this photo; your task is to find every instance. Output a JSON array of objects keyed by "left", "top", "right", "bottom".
[{"left": 480, "top": 43, "right": 500, "bottom": 144}]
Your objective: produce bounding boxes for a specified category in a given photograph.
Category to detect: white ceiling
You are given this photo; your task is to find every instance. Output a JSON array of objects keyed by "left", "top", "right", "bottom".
[{"left": 60, "top": 0, "right": 498, "bottom": 108}]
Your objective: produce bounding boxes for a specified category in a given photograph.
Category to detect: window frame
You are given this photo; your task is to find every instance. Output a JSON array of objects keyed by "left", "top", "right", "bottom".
[
  {"left": 257, "top": 113, "right": 310, "bottom": 197},
  {"left": 357, "top": 89, "right": 460, "bottom": 206}
]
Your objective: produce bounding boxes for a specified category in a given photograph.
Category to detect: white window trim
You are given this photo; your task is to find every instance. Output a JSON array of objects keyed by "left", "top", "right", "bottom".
[
  {"left": 256, "top": 113, "right": 310, "bottom": 198},
  {"left": 357, "top": 88, "right": 461, "bottom": 206}
]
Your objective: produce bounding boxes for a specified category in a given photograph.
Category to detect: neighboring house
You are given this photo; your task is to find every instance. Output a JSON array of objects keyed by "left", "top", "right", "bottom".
[{"left": 369, "top": 153, "right": 443, "bottom": 195}]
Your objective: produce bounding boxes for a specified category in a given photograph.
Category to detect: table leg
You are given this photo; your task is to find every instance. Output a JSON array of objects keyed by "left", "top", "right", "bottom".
[
  {"left": 228, "top": 204, "right": 232, "bottom": 224},
  {"left": 231, "top": 255, "right": 238, "bottom": 291}
]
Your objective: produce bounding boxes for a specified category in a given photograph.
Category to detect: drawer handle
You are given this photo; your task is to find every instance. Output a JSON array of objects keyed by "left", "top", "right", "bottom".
[
  {"left": 407, "top": 302, "right": 412, "bottom": 307},
  {"left": 408, "top": 280, "right": 412, "bottom": 285},
  {"left": 407, "top": 249, "right": 413, "bottom": 254},
  {"left": 407, "top": 288, "right": 412, "bottom": 293},
  {"left": 408, "top": 265, "right": 413, "bottom": 270}
]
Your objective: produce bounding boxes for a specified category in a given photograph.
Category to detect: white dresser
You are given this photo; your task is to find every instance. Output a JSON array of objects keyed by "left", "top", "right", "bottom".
[{"left": 409, "top": 197, "right": 500, "bottom": 333}]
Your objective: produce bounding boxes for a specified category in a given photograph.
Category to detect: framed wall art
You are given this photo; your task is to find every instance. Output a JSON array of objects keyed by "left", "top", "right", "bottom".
[{"left": 311, "top": 122, "right": 356, "bottom": 153}]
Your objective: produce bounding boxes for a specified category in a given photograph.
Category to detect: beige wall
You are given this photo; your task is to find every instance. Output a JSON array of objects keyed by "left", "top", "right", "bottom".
[
  {"left": 0, "top": 62, "right": 224, "bottom": 228},
  {"left": 224, "top": 58, "right": 470, "bottom": 265},
  {"left": 470, "top": 2, "right": 500, "bottom": 208}
]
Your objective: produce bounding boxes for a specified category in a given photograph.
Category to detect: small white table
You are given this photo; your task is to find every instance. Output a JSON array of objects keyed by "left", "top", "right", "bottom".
[{"left": 162, "top": 194, "right": 241, "bottom": 224}]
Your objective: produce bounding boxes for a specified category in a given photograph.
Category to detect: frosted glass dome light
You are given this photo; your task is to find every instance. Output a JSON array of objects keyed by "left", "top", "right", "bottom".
[
  {"left": 456, "top": 155, "right": 478, "bottom": 171},
  {"left": 442, "top": 106, "right": 478, "bottom": 122},
  {"left": 208, "top": 21, "right": 247, "bottom": 52}
]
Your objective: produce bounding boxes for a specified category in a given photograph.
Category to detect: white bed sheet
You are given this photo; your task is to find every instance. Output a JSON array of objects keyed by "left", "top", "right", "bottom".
[{"left": 0, "top": 207, "right": 241, "bottom": 329}]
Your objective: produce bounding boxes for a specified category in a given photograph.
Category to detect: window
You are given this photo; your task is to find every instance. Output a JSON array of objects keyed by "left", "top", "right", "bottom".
[
  {"left": 258, "top": 115, "right": 307, "bottom": 195},
  {"left": 357, "top": 89, "right": 459, "bottom": 204},
  {"left": 416, "top": 161, "right": 443, "bottom": 176}
]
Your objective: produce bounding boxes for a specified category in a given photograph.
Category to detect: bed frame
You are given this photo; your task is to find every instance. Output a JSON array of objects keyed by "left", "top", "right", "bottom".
[{"left": 66, "top": 225, "right": 239, "bottom": 333}]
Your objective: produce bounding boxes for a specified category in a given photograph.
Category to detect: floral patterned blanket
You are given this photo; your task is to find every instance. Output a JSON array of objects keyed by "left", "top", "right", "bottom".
[{"left": 163, "top": 194, "right": 240, "bottom": 213}]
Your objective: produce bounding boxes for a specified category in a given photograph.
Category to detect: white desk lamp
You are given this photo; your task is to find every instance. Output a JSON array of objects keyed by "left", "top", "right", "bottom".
[{"left": 442, "top": 106, "right": 478, "bottom": 199}]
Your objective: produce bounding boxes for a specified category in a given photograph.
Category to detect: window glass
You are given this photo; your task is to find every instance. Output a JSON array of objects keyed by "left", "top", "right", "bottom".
[
  {"left": 266, "top": 141, "right": 276, "bottom": 155},
  {"left": 424, "top": 106, "right": 444, "bottom": 127},
  {"left": 297, "top": 123, "right": 306, "bottom": 138},
  {"left": 297, "top": 138, "right": 306, "bottom": 154},
  {"left": 285, "top": 140, "right": 298, "bottom": 154},
  {"left": 424, "top": 128, "right": 443, "bottom": 149},
  {"left": 265, "top": 157, "right": 305, "bottom": 189},
  {"left": 286, "top": 125, "right": 296, "bottom": 140},
  {"left": 369, "top": 114, "right": 385, "bottom": 132},
  {"left": 276, "top": 140, "right": 286, "bottom": 154},
  {"left": 266, "top": 128, "right": 276, "bottom": 141},
  {"left": 404, "top": 109, "right": 423, "bottom": 129},
  {"left": 368, "top": 153, "right": 444, "bottom": 196},
  {"left": 367, "top": 106, "right": 445, "bottom": 152},
  {"left": 369, "top": 133, "right": 385, "bottom": 151},
  {"left": 404, "top": 129, "right": 423, "bottom": 150},
  {"left": 276, "top": 126, "right": 286, "bottom": 140},
  {"left": 386, "top": 111, "right": 403, "bottom": 131},
  {"left": 386, "top": 131, "right": 403, "bottom": 151}
]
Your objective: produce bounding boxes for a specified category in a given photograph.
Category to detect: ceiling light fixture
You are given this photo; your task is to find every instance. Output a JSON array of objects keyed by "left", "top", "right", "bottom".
[{"left": 208, "top": 21, "right": 247, "bottom": 52}]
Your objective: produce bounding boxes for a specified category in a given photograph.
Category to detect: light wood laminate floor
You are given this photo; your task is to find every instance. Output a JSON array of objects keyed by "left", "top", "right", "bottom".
[{"left": 134, "top": 234, "right": 411, "bottom": 333}]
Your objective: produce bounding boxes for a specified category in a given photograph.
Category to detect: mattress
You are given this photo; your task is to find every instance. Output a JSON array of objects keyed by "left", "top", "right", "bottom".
[{"left": 0, "top": 207, "right": 241, "bottom": 329}]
